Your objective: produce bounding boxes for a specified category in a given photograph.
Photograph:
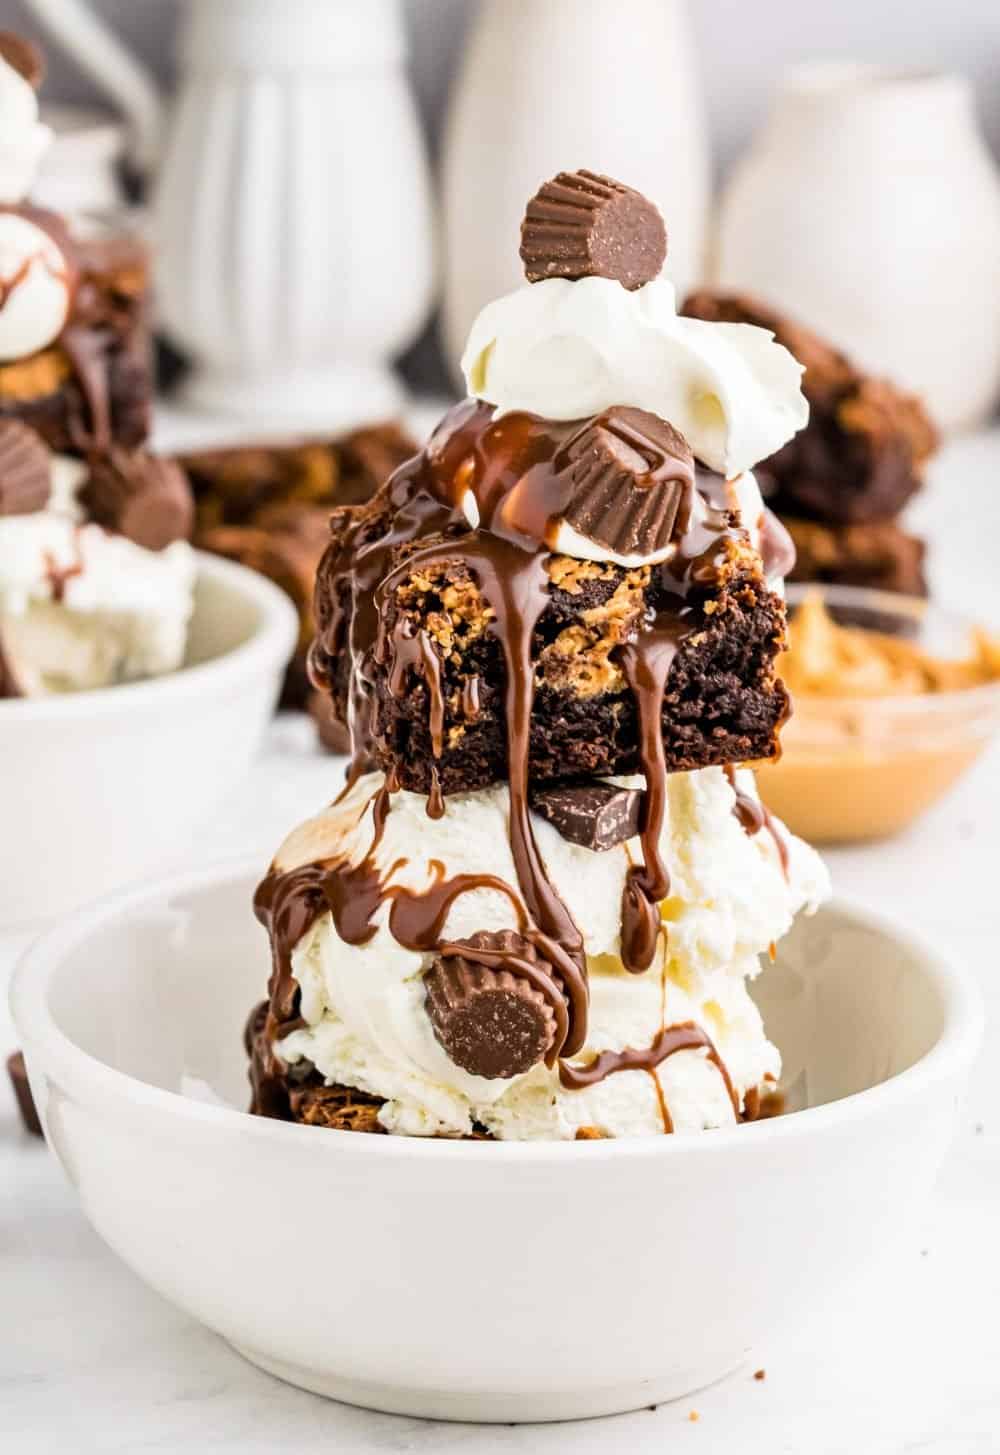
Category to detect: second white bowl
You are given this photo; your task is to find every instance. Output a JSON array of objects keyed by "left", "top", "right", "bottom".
[
  {"left": 9, "top": 864, "right": 983, "bottom": 1422},
  {"left": 0, "top": 553, "right": 297, "bottom": 926}
]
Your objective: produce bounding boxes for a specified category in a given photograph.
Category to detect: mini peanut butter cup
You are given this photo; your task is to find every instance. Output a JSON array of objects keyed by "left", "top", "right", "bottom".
[
  {"left": 0, "top": 419, "right": 50, "bottom": 515},
  {"left": 555, "top": 406, "right": 694, "bottom": 559},
  {"left": 79, "top": 449, "right": 194, "bottom": 551},
  {"left": 0, "top": 32, "right": 45, "bottom": 89},
  {"left": 425, "top": 930, "right": 558, "bottom": 1079},
  {"left": 520, "top": 170, "right": 667, "bottom": 290}
]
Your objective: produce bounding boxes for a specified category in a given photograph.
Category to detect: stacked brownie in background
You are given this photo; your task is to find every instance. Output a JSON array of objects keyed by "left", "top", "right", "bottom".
[
  {"left": 180, "top": 424, "right": 416, "bottom": 718},
  {"left": 683, "top": 292, "right": 938, "bottom": 596}
]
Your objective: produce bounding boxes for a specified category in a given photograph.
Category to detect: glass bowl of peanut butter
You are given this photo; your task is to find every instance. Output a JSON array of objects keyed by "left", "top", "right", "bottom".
[{"left": 757, "top": 585, "right": 1000, "bottom": 843}]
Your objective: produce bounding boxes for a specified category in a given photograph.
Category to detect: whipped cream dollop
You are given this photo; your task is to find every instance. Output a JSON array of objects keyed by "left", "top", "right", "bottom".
[
  {"left": 272, "top": 767, "right": 829, "bottom": 1139},
  {"left": 0, "top": 210, "right": 73, "bottom": 359},
  {"left": 0, "top": 455, "right": 196, "bottom": 695},
  {"left": 0, "top": 53, "right": 52, "bottom": 205},
  {"left": 462, "top": 276, "right": 809, "bottom": 480}
]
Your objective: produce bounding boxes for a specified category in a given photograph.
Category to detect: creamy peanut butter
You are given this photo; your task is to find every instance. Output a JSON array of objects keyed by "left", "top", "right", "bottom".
[{"left": 758, "top": 595, "right": 1000, "bottom": 842}]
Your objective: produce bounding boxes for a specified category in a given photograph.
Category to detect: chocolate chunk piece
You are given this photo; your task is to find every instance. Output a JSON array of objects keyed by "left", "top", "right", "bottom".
[
  {"left": 0, "top": 32, "right": 45, "bottom": 88},
  {"left": 425, "top": 931, "right": 558, "bottom": 1079},
  {"left": 79, "top": 448, "right": 193, "bottom": 551},
  {"left": 6, "top": 1051, "right": 42, "bottom": 1137},
  {"left": 520, "top": 170, "right": 666, "bottom": 290},
  {"left": 532, "top": 780, "right": 643, "bottom": 851},
  {"left": 0, "top": 419, "right": 50, "bottom": 514},
  {"left": 556, "top": 406, "right": 693, "bottom": 558}
]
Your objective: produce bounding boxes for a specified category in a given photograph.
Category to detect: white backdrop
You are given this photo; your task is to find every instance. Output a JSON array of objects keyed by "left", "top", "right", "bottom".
[{"left": 4, "top": 0, "right": 1000, "bottom": 170}]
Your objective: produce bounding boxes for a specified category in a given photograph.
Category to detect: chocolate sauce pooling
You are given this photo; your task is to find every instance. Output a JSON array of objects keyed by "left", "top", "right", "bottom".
[{"left": 258, "top": 400, "right": 758, "bottom": 1117}]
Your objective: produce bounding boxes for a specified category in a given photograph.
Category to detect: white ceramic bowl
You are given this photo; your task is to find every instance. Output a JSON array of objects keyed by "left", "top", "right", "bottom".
[
  {"left": 9, "top": 865, "right": 982, "bottom": 1424},
  {"left": 0, "top": 555, "right": 297, "bottom": 927}
]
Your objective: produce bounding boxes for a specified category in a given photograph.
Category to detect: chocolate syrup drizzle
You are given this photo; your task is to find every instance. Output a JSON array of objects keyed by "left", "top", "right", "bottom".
[
  {"left": 723, "top": 763, "right": 790, "bottom": 880},
  {"left": 558, "top": 1020, "right": 739, "bottom": 1135},
  {"left": 257, "top": 400, "right": 776, "bottom": 1120}
]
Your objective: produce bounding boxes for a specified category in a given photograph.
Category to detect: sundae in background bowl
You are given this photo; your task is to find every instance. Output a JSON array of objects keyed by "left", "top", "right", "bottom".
[
  {"left": 0, "top": 31, "right": 197, "bottom": 699},
  {"left": 757, "top": 585, "right": 1000, "bottom": 843},
  {"left": 0, "top": 31, "right": 298, "bottom": 924}
]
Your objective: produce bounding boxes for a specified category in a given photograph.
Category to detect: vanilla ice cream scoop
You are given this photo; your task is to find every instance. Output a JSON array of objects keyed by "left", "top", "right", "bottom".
[{"left": 265, "top": 767, "right": 828, "bottom": 1139}]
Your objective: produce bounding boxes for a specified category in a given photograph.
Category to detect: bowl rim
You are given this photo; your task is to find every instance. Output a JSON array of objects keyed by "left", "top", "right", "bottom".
[
  {"left": 9, "top": 858, "right": 984, "bottom": 1162},
  {"left": 784, "top": 582, "right": 1000, "bottom": 721},
  {"left": 0, "top": 550, "right": 299, "bottom": 721}
]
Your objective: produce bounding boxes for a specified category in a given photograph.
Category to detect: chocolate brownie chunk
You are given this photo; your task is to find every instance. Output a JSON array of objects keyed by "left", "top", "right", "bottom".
[
  {"left": 182, "top": 424, "right": 417, "bottom": 533},
  {"left": 682, "top": 291, "right": 937, "bottom": 525},
  {"left": 183, "top": 424, "right": 417, "bottom": 708},
  {"left": 784, "top": 515, "right": 928, "bottom": 597},
  {"left": 310, "top": 401, "right": 789, "bottom": 795}
]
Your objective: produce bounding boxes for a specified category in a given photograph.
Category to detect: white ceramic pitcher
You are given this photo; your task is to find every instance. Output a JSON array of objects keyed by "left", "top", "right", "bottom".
[
  {"left": 24, "top": 0, "right": 436, "bottom": 429},
  {"left": 712, "top": 63, "right": 1000, "bottom": 434}
]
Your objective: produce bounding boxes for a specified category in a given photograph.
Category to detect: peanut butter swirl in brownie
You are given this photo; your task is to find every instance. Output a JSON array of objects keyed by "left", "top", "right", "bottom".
[{"left": 250, "top": 172, "right": 829, "bottom": 1140}]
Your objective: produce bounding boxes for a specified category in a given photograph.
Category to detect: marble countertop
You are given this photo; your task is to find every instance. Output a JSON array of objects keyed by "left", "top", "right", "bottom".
[{"left": 2, "top": 425, "right": 999, "bottom": 1454}]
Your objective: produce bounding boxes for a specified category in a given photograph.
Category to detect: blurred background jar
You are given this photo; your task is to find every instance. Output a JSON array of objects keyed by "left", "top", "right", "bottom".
[{"left": 711, "top": 64, "right": 1000, "bottom": 434}]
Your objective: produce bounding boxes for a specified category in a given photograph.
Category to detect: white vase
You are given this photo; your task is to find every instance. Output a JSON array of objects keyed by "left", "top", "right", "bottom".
[
  {"left": 712, "top": 64, "right": 1000, "bottom": 434},
  {"left": 23, "top": 0, "right": 437, "bottom": 430},
  {"left": 440, "top": 0, "right": 709, "bottom": 380}
]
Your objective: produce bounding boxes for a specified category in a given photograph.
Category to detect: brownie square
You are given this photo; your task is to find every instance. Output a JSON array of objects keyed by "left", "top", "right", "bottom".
[{"left": 313, "top": 489, "right": 790, "bottom": 796}]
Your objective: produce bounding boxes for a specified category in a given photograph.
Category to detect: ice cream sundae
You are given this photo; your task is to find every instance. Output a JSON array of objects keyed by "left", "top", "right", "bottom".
[{"left": 247, "top": 170, "right": 829, "bottom": 1139}]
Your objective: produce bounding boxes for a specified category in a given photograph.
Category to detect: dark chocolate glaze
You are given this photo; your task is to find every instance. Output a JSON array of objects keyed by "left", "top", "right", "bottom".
[
  {"left": 723, "top": 763, "right": 790, "bottom": 878},
  {"left": 724, "top": 762, "right": 766, "bottom": 835}
]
